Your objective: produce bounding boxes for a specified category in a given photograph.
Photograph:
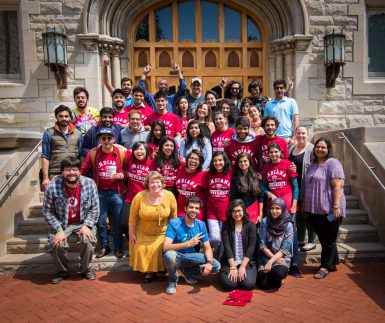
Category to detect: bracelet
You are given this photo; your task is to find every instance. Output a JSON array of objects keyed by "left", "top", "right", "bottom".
[
  {"left": 333, "top": 205, "right": 340, "bottom": 209},
  {"left": 229, "top": 266, "right": 237, "bottom": 270}
]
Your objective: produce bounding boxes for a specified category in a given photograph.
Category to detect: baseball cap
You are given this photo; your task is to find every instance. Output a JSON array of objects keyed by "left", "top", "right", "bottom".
[
  {"left": 97, "top": 127, "right": 114, "bottom": 137},
  {"left": 191, "top": 77, "right": 202, "bottom": 85}
]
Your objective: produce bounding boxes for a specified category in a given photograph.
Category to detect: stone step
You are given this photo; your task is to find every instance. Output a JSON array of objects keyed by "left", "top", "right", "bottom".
[
  {"left": 7, "top": 235, "right": 129, "bottom": 254},
  {"left": 338, "top": 224, "right": 378, "bottom": 243},
  {"left": 343, "top": 209, "right": 368, "bottom": 225},
  {"left": 18, "top": 218, "right": 48, "bottom": 235},
  {"left": 346, "top": 195, "right": 359, "bottom": 209},
  {"left": 0, "top": 253, "right": 130, "bottom": 275},
  {"left": 301, "top": 242, "right": 385, "bottom": 264},
  {"left": 28, "top": 203, "right": 43, "bottom": 218},
  {"left": 1, "top": 242, "right": 384, "bottom": 275}
]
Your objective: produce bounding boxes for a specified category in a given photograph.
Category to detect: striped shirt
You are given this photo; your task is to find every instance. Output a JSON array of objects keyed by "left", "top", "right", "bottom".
[{"left": 233, "top": 228, "right": 244, "bottom": 266}]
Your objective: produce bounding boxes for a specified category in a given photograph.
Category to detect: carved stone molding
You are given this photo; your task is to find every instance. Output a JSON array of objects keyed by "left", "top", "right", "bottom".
[
  {"left": 77, "top": 34, "right": 125, "bottom": 55},
  {"left": 270, "top": 34, "right": 313, "bottom": 55}
]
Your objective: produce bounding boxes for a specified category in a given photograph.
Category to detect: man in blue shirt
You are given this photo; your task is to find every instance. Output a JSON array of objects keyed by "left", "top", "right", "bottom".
[
  {"left": 139, "top": 61, "right": 187, "bottom": 113},
  {"left": 264, "top": 79, "right": 299, "bottom": 146},
  {"left": 163, "top": 197, "right": 221, "bottom": 295}
]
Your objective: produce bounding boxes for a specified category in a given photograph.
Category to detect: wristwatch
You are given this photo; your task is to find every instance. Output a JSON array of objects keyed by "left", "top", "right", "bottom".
[{"left": 206, "top": 260, "right": 214, "bottom": 265}]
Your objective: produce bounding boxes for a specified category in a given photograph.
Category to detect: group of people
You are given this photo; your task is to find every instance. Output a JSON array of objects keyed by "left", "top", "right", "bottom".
[{"left": 42, "top": 62, "right": 346, "bottom": 294}]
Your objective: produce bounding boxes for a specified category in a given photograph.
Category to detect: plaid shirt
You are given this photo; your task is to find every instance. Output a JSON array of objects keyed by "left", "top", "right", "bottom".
[{"left": 43, "top": 175, "right": 100, "bottom": 233}]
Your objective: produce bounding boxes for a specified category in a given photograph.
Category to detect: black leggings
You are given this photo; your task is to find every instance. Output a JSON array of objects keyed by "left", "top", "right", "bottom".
[
  {"left": 219, "top": 264, "right": 257, "bottom": 291},
  {"left": 120, "top": 202, "right": 131, "bottom": 240},
  {"left": 308, "top": 212, "right": 342, "bottom": 271},
  {"left": 257, "top": 265, "right": 288, "bottom": 290}
]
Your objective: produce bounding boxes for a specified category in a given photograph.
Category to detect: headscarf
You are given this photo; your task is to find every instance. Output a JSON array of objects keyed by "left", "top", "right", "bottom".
[{"left": 267, "top": 198, "right": 292, "bottom": 238}]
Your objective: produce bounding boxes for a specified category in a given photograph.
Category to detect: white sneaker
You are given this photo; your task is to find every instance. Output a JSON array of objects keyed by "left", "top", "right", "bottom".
[
  {"left": 166, "top": 282, "right": 177, "bottom": 294},
  {"left": 177, "top": 269, "right": 198, "bottom": 284}
]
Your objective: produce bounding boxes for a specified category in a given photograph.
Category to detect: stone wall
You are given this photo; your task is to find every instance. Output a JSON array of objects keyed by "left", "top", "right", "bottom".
[
  {"left": 0, "top": 0, "right": 384, "bottom": 133},
  {"left": 304, "top": 0, "right": 385, "bottom": 131}
]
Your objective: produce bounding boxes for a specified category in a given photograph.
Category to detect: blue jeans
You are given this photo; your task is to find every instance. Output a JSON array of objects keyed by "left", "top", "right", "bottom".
[
  {"left": 163, "top": 250, "right": 221, "bottom": 283},
  {"left": 98, "top": 190, "right": 123, "bottom": 250}
]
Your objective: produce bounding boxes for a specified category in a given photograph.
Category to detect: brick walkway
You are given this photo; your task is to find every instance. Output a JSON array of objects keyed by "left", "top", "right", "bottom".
[{"left": 0, "top": 263, "right": 384, "bottom": 322}]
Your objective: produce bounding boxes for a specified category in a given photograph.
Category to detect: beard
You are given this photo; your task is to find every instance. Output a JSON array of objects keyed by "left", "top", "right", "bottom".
[
  {"left": 63, "top": 174, "right": 80, "bottom": 185},
  {"left": 124, "top": 89, "right": 131, "bottom": 96},
  {"left": 58, "top": 120, "right": 69, "bottom": 127},
  {"left": 102, "top": 121, "right": 113, "bottom": 127}
]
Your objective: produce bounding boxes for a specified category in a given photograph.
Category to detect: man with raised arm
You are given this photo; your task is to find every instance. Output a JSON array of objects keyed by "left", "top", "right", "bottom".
[
  {"left": 163, "top": 197, "right": 221, "bottom": 295},
  {"left": 139, "top": 61, "right": 187, "bottom": 112},
  {"left": 103, "top": 60, "right": 134, "bottom": 107}
]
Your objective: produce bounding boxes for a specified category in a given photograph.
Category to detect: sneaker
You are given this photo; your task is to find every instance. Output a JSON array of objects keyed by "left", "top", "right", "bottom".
[
  {"left": 83, "top": 270, "right": 96, "bottom": 281},
  {"left": 177, "top": 269, "right": 198, "bottom": 284},
  {"left": 166, "top": 282, "right": 177, "bottom": 295},
  {"left": 51, "top": 272, "right": 69, "bottom": 284}
]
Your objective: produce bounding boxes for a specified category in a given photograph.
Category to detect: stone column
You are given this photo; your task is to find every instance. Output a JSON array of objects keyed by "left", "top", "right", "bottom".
[
  {"left": 99, "top": 42, "right": 112, "bottom": 107},
  {"left": 284, "top": 47, "right": 295, "bottom": 97},
  {"left": 275, "top": 52, "right": 283, "bottom": 80},
  {"left": 111, "top": 52, "right": 121, "bottom": 89}
]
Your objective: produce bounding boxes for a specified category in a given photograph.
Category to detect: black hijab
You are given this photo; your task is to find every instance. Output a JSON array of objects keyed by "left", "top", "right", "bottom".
[{"left": 267, "top": 198, "right": 292, "bottom": 238}]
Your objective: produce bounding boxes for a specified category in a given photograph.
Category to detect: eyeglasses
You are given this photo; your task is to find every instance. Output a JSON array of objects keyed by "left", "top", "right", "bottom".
[
  {"left": 231, "top": 87, "right": 240, "bottom": 90},
  {"left": 188, "top": 157, "right": 200, "bottom": 161},
  {"left": 100, "top": 136, "right": 114, "bottom": 141}
]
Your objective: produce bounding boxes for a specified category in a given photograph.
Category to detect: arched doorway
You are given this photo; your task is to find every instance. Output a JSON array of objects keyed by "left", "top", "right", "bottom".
[{"left": 129, "top": 0, "right": 268, "bottom": 96}]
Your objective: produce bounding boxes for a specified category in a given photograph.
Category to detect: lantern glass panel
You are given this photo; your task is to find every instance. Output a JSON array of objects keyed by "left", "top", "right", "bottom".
[
  {"left": 48, "top": 35, "right": 57, "bottom": 64},
  {"left": 56, "top": 37, "right": 65, "bottom": 64}
]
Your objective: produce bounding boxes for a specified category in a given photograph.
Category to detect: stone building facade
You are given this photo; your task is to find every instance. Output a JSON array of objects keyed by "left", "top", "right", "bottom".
[{"left": 0, "top": 0, "right": 384, "bottom": 133}]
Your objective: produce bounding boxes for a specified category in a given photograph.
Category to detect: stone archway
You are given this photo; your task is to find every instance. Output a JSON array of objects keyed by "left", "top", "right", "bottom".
[{"left": 78, "top": 0, "right": 312, "bottom": 105}]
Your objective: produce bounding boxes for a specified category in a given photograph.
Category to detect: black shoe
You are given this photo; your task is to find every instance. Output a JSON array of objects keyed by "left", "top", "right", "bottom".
[
  {"left": 83, "top": 270, "right": 96, "bottom": 281},
  {"left": 289, "top": 265, "right": 303, "bottom": 278},
  {"left": 51, "top": 272, "right": 69, "bottom": 284},
  {"left": 114, "top": 249, "right": 124, "bottom": 258},
  {"left": 96, "top": 247, "right": 111, "bottom": 258}
]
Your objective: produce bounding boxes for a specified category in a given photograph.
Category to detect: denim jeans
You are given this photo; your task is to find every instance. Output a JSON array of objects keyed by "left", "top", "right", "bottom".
[
  {"left": 98, "top": 189, "right": 124, "bottom": 250},
  {"left": 163, "top": 250, "right": 221, "bottom": 283}
]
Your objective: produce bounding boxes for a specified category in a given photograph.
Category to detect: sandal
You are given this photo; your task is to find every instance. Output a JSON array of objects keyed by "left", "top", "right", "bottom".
[
  {"left": 142, "top": 273, "right": 154, "bottom": 283},
  {"left": 314, "top": 269, "right": 329, "bottom": 279}
]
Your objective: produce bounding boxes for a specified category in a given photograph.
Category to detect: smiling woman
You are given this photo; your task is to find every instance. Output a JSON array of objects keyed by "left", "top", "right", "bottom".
[{"left": 129, "top": 171, "right": 177, "bottom": 283}]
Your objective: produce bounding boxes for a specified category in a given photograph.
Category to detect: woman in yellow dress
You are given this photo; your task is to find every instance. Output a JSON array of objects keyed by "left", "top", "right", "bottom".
[{"left": 129, "top": 171, "right": 177, "bottom": 283}]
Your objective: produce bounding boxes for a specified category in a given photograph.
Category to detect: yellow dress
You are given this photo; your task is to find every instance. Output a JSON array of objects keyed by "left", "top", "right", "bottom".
[{"left": 129, "top": 190, "right": 177, "bottom": 272}]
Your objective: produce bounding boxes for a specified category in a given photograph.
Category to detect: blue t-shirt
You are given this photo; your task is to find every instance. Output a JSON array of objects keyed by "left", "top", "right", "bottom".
[
  {"left": 264, "top": 97, "right": 298, "bottom": 138},
  {"left": 165, "top": 217, "right": 209, "bottom": 253}
]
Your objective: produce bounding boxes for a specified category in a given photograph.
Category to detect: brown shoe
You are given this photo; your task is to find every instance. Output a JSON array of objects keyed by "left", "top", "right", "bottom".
[
  {"left": 114, "top": 249, "right": 124, "bottom": 258},
  {"left": 96, "top": 247, "right": 111, "bottom": 258}
]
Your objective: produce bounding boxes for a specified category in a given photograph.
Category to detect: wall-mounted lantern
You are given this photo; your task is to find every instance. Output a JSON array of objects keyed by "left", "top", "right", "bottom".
[
  {"left": 42, "top": 27, "right": 68, "bottom": 89},
  {"left": 324, "top": 30, "right": 345, "bottom": 88}
]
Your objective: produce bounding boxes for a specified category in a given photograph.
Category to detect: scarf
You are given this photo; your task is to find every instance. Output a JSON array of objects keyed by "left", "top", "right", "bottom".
[{"left": 267, "top": 198, "right": 292, "bottom": 238}]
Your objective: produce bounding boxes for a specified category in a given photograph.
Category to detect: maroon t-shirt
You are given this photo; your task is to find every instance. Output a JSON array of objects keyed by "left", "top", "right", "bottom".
[
  {"left": 225, "top": 137, "right": 259, "bottom": 167},
  {"left": 145, "top": 112, "right": 183, "bottom": 138},
  {"left": 211, "top": 128, "right": 236, "bottom": 152},
  {"left": 125, "top": 104, "right": 154, "bottom": 124},
  {"left": 123, "top": 151, "right": 152, "bottom": 203},
  {"left": 96, "top": 151, "right": 119, "bottom": 191},
  {"left": 206, "top": 170, "right": 233, "bottom": 221},
  {"left": 256, "top": 135, "right": 289, "bottom": 167},
  {"left": 175, "top": 166, "right": 208, "bottom": 220},
  {"left": 150, "top": 158, "right": 183, "bottom": 188},
  {"left": 261, "top": 159, "right": 297, "bottom": 210},
  {"left": 113, "top": 108, "right": 129, "bottom": 127},
  {"left": 65, "top": 184, "right": 81, "bottom": 224}
]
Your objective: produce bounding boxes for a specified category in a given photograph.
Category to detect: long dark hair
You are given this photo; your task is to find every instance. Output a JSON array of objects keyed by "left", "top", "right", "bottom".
[
  {"left": 313, "top": 137, "right": 334, "bottom": 162},
  {"left": 209, "top": 151, "right": 231, "bottom": 174},
  {"left": 132, "top": 141, "right": 150, "bottom": 162},
  {"left": 224, "top": 80, "right": 243, "bottom": 100},
  {"left": 219, "top": 99, "right": 238, "bottom": 125},
  {"left": 174, "top": 96, "right": 193, "bottom": 121},
  {"left": 156, "top": 136, "right": 180, "bottom": 169},
  {"left": 233, "top": 153, "right": 260, "bottom": 194},
  {"left": 185, "top": 120, "right": 205, "bottom": 151},
  {"left": 267, "top": 142, "right": 284, "bottom": 160},
  {"left": 147, "top": 120, "right": 166, "bottom": 146},
  {"left": 225, "top": 199, "right": 250, "bottom": 228}
]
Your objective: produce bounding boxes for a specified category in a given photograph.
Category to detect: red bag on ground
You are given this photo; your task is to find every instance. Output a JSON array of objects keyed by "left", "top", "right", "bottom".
[{"left": 223, "top": 289, "right": 253, "bottom": 307}]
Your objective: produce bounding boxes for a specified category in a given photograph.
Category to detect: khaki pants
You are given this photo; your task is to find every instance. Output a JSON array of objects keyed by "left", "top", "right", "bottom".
[{"left": 48, "top": 223, "right": 97, "bottom": 275}]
